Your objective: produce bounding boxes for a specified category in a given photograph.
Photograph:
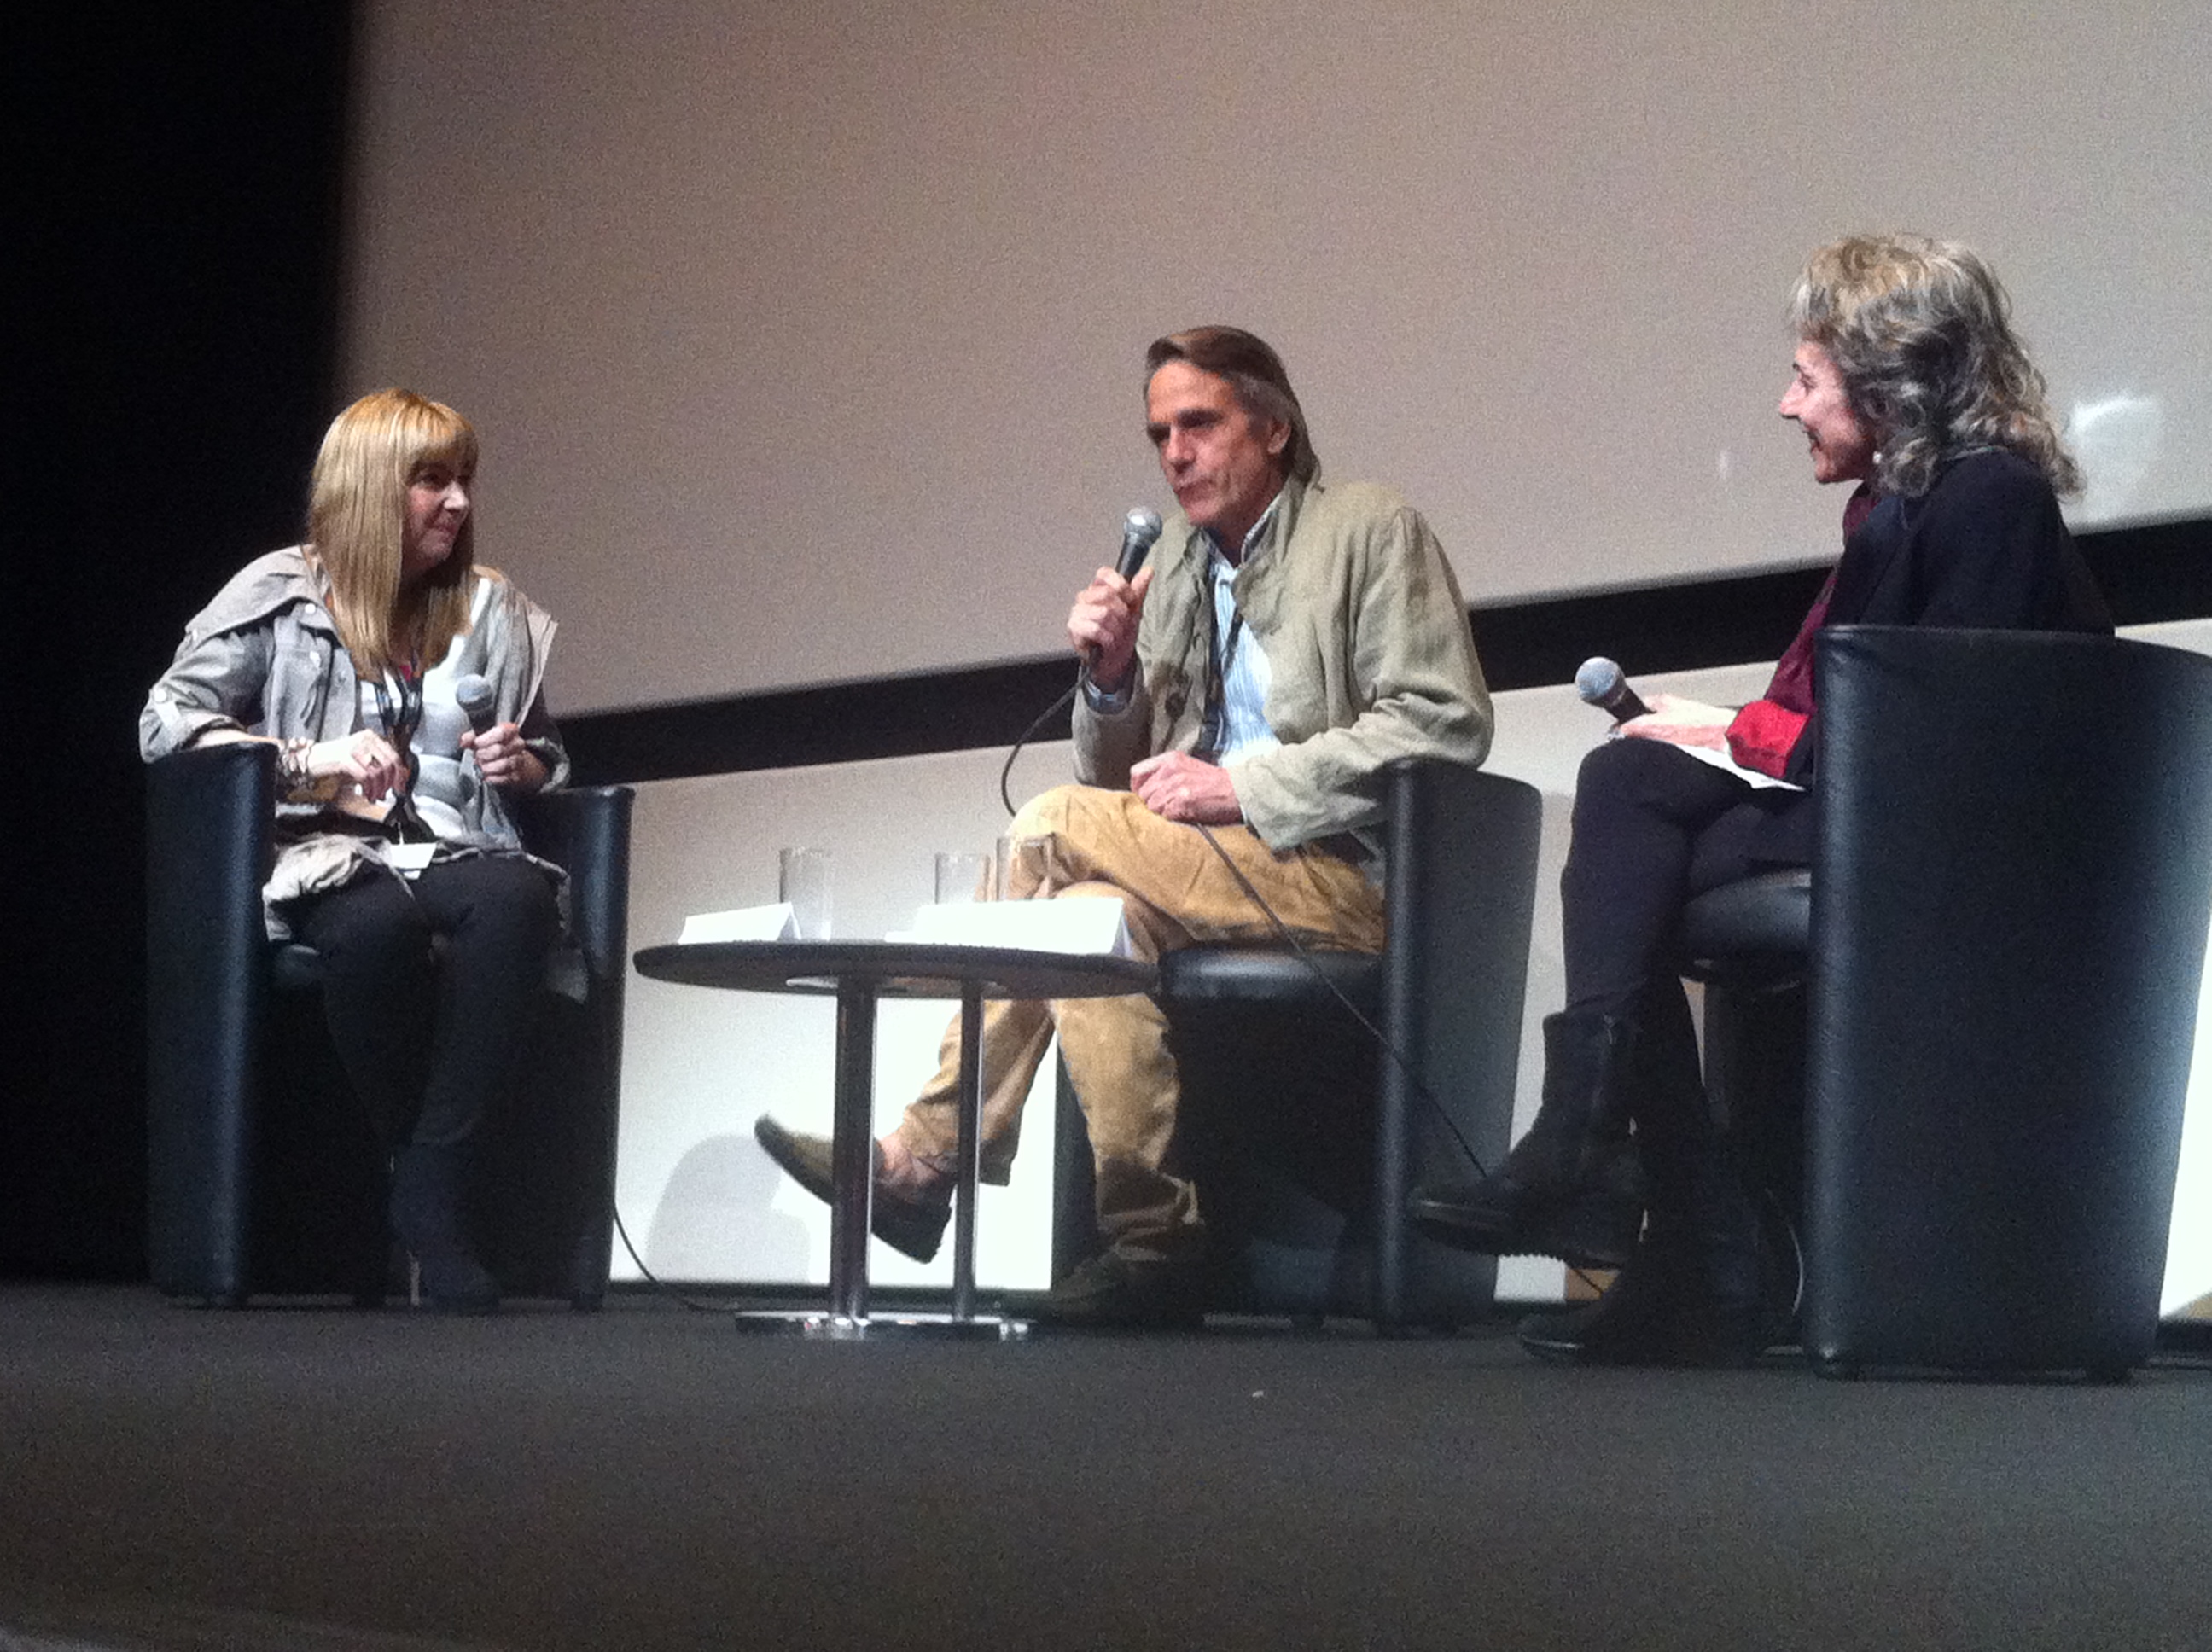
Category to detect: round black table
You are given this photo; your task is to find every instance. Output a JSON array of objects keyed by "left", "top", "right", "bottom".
[{"left": 633, "top": 939, "right": 1155, "bottom": 1337}]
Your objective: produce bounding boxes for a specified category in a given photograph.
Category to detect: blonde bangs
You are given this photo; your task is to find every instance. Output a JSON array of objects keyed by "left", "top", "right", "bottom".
[{"left": 396, "top": 397, "right": 480, "bottom": 485}]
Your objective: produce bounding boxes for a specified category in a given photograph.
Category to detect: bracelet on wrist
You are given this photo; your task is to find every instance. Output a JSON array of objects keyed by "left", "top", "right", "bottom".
[{"left": 276, "top": 737, "right": 320, "bottom": 800}]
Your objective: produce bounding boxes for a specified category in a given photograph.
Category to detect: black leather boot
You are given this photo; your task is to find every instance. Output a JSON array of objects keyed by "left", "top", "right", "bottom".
[
  {"left": 389, "top": 1144, "right": 501, "bottom": 1314},
  {"left": 1408, "top": 1009, "right": 1646, "bottom": 1268},
  {"left": 1516, "top": 1161, "right": 1763, "bottom": 1366},
  {"left": 1514, "top": 1028, "right": 1762, "bottom": 1368}
]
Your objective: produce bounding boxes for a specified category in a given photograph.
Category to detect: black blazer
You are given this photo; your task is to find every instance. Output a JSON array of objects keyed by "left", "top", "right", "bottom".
[{"left": 1755, "top": 448, "right": 2111, "bottom": 860}]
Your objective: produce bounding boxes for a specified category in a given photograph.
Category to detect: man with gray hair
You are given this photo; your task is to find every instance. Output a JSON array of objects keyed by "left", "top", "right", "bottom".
[{"left": 758, "top": 325, "right": 1493, "bottom": 1326}]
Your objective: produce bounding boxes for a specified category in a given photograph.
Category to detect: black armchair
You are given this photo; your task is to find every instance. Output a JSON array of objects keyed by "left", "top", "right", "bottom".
[
  {"left": 145, "top": 742, "right": 633, "bottom": 1307},
  {"left": 1680, "top": 627, "right": 2212, "bottom": 1377},
  {"left": 1051, "top": 759, "right": 1543, "bottom": 1329}
]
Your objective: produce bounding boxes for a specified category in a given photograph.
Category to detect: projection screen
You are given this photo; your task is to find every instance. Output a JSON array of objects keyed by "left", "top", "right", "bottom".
[{"left": 342, "top": 0, "right": 2211, "bottom": 715}]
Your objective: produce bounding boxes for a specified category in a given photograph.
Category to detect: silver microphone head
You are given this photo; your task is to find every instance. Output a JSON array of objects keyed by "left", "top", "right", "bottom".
[
  {"left": 1114, "top": 506, "right": 1165, "bottom": 579},
  {"left": 455, "top": 672, "right": 498, "bottom": 730},
  {"left": 1124, "top": 506, "right": 1164, "bottom": 548},
  {"left": 1575, "top": 657, "right": 1623, "bottom": 703}
]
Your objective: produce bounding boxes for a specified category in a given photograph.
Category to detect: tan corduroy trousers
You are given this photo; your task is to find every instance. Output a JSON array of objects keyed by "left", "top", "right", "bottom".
[{"left": 894, "top": 783, "right": 1383, "bottom": 1258}]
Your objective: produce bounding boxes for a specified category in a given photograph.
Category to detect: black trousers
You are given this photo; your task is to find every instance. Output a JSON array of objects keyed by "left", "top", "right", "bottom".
[
  {"left": 294, "top": 855, "right": 560, "bottom": 1150},
  {"left": 1560, "top": 738, "right": 1809, "bottom": 1021}
]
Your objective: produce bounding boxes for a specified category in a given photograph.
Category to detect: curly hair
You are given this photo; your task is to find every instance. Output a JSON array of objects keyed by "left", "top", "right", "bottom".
[{"left": 1789, "top": 234, "right": 2080, "bottom": 499}]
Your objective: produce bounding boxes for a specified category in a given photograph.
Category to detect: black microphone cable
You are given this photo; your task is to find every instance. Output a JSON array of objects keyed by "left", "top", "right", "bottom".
[
  {"left": 1190, "top": 828, "right": 1726, "bottom": 1300},
  {"left": 1188, "top": 823, "right": 1636, "bottom": 1298},
  {"left": 1187, "top": 821, "right": 1493, "bottom": 1184},
  {"left": 998, "top": 678, "right": 1079, "bottom": 817},
  {"left": 608, "top": 1201, "right": 745, "bottom": 1312},
  {"left": 1001, "top": 507, "right": 1162, "bottom": 814}
]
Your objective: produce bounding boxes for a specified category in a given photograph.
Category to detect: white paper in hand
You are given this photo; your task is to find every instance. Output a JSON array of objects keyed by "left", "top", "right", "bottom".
[{"left": 1651, "top": 741, "right": 1805, "bottom": 791}]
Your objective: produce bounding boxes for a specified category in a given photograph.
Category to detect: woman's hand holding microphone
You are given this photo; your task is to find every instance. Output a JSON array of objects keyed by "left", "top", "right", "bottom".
[{"left": 460, "top": 721, "right": 548, "bottom": 793}]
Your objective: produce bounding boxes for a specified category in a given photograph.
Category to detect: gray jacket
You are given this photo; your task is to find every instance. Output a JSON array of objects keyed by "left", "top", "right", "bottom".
[
  {"left": 1074, "top": 474, "right": 1492, "bottom": 854},
  {"left": 142, "top": 549, "right": 566, "bottom": 920}
]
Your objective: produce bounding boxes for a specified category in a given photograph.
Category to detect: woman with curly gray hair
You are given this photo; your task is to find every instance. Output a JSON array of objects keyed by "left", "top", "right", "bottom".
[
  {"left": 1413, "top": 234, "right": 2111, "bottom": 1366},
  {"left": 1790, "top": 232, "right": 2082, "bottom": 502}
]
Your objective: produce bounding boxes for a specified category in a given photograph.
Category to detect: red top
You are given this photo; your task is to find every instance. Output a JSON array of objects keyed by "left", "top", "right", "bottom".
[{"left": 1725, "top": 486, "right": 1877, "bottom": 777}]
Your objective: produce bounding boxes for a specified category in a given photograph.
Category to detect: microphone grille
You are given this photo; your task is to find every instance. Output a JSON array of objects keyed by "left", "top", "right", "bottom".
[
  {"left": 1125, "top": 506, "right": 1163, "bottom": 546},
  {"left": 455, "top": 672, "right": 496, "bottom": 716},
  {"left": 1574, "top": 657, "right": 1621, "bottom": 703}
]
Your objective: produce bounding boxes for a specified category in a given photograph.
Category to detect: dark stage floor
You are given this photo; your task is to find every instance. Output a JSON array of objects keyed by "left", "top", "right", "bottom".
[{"left": 3, "top": 1285, "right": 2209, "bottom": 1650}]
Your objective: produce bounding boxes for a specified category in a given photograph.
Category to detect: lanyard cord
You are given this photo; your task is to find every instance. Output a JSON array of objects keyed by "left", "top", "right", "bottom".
[
  {"left": 370, "top": 660, "right": 430, "bottom": 841},
  {"left": 370, "top": 662, "right": 422, "bottom": 748},
  {"left": 1195, "top": 556, "right": 1245, "bottom": 762}
]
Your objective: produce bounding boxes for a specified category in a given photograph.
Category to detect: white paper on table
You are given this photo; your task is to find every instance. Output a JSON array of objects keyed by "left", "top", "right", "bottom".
[
  {"left": 886, "top": 895, "right": 1135, "bottom": 958},
  {"left": 677, "top": 903, "right": 798, "bottom": 944}
]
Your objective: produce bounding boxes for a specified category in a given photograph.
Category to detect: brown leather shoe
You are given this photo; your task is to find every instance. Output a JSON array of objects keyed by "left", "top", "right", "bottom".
[
  {"left": 754, "top": 1115, "right": 951, "bottom": 1264},
  {"left": 1027, "top": 1248, "right": 1206, "bottom": 1330}
]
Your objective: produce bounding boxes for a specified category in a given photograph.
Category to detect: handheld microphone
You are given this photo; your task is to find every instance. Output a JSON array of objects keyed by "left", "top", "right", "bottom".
[
  {"left": 454, "top": 672, "right": 498, "bottom": 736},
  {"left": 1081, "top": 508, "right": 1165, "bottom": 680},
  {"left": 1575, "top": 656, "right": 1651, "bottom": 723},
  {"left": 1116, "top": 506, "right": 1164, "bottom": 580}
]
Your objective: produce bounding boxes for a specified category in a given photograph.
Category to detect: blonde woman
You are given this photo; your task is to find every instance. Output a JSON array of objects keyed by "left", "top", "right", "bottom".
[
  {"left": 1414, "top": 236, "right": 2112, "bottom": 1364},
  {"left": 143, "top": 389, "right": 566, "bottom": 1312}
]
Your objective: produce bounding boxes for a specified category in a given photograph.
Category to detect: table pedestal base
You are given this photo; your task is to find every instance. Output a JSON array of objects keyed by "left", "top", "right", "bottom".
[
  {"left": 732, "top": 1308, "right": 1030, "bottom": 1341},
  {"left": 630, "top": 938, "right": 1153, "bottom": 1346}
]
